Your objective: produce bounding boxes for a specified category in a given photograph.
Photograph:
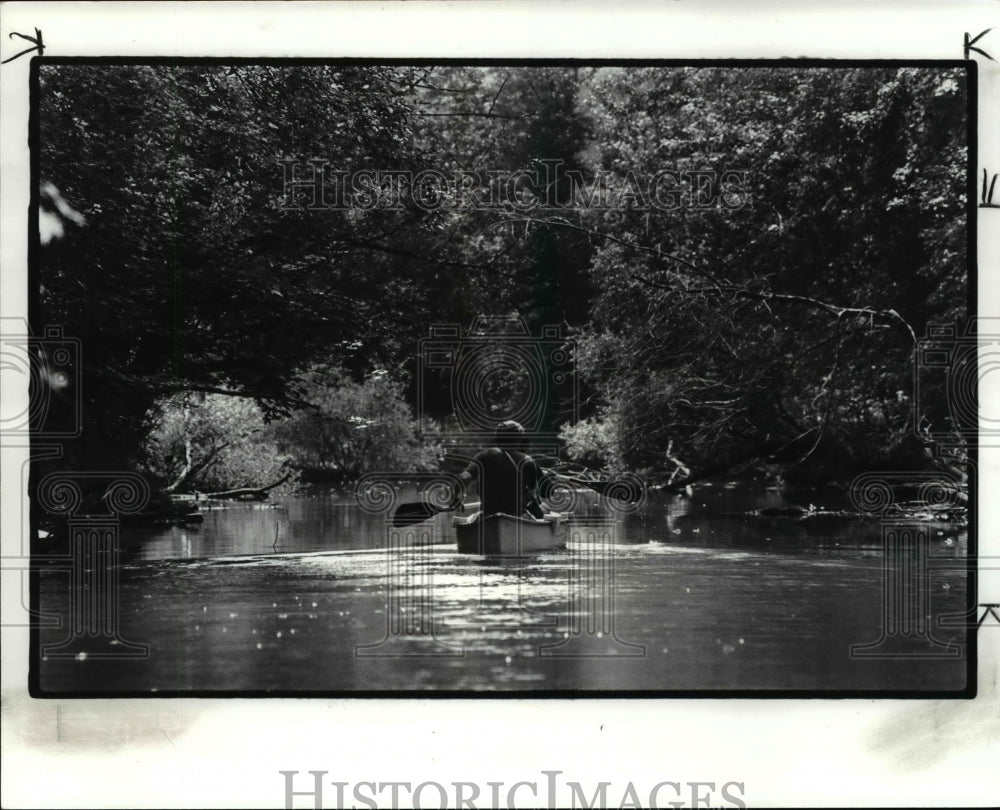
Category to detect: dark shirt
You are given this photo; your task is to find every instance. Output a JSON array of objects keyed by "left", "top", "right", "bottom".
[{"left": 462, "top": 447, "right": 540, "bottom": 517}]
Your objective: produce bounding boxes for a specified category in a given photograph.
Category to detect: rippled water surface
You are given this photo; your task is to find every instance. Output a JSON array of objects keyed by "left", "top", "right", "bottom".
[{"left": 36, "top": 485, "right": 970, "bottom": 693}]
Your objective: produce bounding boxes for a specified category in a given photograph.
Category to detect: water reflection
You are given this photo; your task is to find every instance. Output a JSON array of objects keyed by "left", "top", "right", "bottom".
[
  {"left": 39, "top": 484, "right": 970, "bottom": 693},
  {"left": 123, "top": 484, "right": 963, "bottom": 561}
]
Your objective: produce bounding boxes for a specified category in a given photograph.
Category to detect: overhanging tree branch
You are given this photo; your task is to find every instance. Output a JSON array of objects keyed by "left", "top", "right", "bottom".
[{"left": 632, "top": 275, "right": 917, "bottom": 345}]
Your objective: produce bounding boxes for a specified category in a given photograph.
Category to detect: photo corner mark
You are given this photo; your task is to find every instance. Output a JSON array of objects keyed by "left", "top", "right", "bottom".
[
  {"left": 964, "top": 27, "right": 995, "bottom": 62},
  {"left": 965, "top": 29, "right": 997, "bottom": 208},
  {"left": 2, "top": 27, "right": 43, "bottom": 64}
]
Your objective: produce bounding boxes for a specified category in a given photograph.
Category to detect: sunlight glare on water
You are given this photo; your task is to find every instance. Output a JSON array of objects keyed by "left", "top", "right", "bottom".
[{"left": 37, "top": 486, "right": 969, "bottom": 693}]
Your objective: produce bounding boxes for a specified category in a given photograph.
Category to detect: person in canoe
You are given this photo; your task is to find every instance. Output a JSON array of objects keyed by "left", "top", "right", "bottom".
[{"left": 453, "top": 420, "right": 545, "bottom": 519}]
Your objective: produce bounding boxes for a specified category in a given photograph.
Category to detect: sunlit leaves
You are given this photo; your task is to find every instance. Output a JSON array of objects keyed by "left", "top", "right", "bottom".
[{"left": 570, "top": 66, "right": 967, "bottom": 481}]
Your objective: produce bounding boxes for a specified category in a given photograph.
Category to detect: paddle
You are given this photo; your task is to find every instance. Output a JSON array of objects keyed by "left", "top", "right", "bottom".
[
  {"left": 391, "top": 499, "right": 482, "bottom": 529},
  {"left": 390, "top": 467, "right": 643, "bottom": 527},
  {"left": 391, "top": 500, "right": 454, "bottom": 528}
]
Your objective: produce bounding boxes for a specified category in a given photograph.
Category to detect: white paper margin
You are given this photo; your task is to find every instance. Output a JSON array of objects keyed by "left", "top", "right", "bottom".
[{"left": 2, "top": 2, "right": 998, "bottom": 808}]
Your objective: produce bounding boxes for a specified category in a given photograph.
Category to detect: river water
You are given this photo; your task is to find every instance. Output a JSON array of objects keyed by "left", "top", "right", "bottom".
[{"left": 35, "top": 485, "right": 971, "bottom": 694}]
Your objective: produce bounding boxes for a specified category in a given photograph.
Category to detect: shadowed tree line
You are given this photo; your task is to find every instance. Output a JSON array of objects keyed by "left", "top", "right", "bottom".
[{"left": 36, "top": 64, "right": 967, "bottom": 493}]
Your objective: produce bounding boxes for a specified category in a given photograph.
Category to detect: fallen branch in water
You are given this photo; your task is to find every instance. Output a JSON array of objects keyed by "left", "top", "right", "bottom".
[{"left": 201, "top": 472, "right": 292, "bottom": 501}]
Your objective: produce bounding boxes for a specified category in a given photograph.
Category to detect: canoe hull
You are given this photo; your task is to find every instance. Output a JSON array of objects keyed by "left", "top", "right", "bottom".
[{"left": 454, "top": 512, "right": 569, "bottom": 555}]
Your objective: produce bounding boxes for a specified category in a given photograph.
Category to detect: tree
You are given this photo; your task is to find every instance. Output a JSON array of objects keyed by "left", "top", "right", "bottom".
[
  {"left": 38, "top": 64, "right": 434, "bottom": 469},
  {"left": 404, "top": 66, "right": 595, "bottom": 431},
  {"left": 143, "top": 393, "right": 295, "bottom": 493},
  {"left": 38, "top": 64, "right": 967, "bottom": 488},
  {"left": 565, "top": 66, "right": 967, "bottom": 484},
  {"left": 271, "top": 367, "right": 441, "bottom": 479}
]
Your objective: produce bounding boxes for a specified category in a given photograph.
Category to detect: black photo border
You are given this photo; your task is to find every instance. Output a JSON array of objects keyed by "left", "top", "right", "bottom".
[{"left": 27, "top": 56, "right": 979, "bottom": 700}]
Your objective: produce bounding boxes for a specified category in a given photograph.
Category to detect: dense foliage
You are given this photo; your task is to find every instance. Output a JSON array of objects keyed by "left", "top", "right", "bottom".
[
  {"left": 143, "top": 371, "right": 435, "bottom": 491},
  {"left": 37, "top": 64, "right": 968, "bottom": 489},
  {"left": 269, "top": 368, "right": 441, "bottom": 480},
  {"left": 144, "top": 393, "right": 295, "bottom": 494},
  {"left": 568, "top": 67, "right": 967, "bottom": 483}
]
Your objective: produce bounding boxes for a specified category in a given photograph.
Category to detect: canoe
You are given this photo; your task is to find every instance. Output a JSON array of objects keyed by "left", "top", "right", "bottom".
[{"left": 453, "top": 511, "right": 570, "bottom": 555}]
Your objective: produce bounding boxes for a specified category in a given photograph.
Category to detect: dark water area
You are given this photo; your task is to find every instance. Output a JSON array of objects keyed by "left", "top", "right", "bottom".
[{"left": 36, "top": 484, "right": 971, "bottom": 694}]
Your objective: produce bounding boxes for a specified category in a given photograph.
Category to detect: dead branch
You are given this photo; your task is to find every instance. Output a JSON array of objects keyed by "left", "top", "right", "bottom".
[{"left": 633, "top": 274, "right": 917, "bottom": 345}]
